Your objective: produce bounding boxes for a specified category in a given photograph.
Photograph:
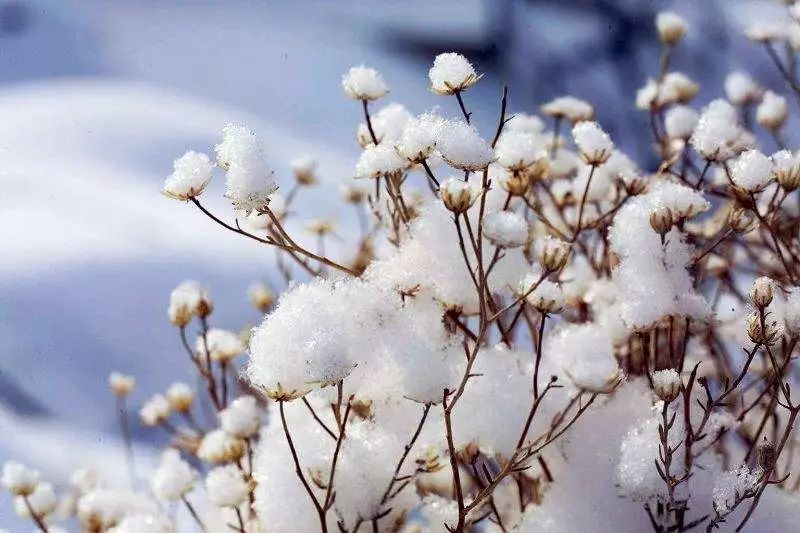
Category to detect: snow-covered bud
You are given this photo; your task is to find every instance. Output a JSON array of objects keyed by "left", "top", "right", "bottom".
[
  {"left": 656, "top": 11, "right": 687, "bottom": 46},
  {"left": 746, "top": 312, "right": 781, "bottom": 346},
  {"left": 440, "top": 178, "right": 479, "bottom": 214},
  {"left": 664, "top": 105, "right": 698, "bottom": 140},
  {"left": 428, "top": 52, "right": 481, "bottom": 95},
  {"left": 572, "top": 121, "right": 614, "bottom": 165},
  {"left": 247, "top": 282, "right": 274, "bottom": 313},
  {"left": 524, "top": 278, "right": 565, "bottom": 314},
  {"left": 14, "top": 481, "right": 56, "bottom": 518},
  {"left": 108, "top": 372, "right": 135, "bottom": 397},
  {"left": 151, "top": 449, "right": 196, "bottom": 502},
  {"left": 168, "top": 280, "right": 212, "bottom": 327},
  {"left": 198, "top": 328, "right": 244, "bottom": 363},
  {"left": 355, "top": 144, "right": 406, "bottom": 179},
  {"left": 746, "top": 22, "right": 788, "bottom": 44},
  {"left": 652, "top": 369, "right": 682, "bottom": 403},
  {"left": 162, "top": 151, "right": 213, "bottom": 201},
  {"left": 139, "top": 394, "right": 171, "bottom": 427},
  {"left": 728, "top": 207, "right": 756, "bottom": 234},
  {"left": 342, "top": 65, "right": 389, "bottom": 101},
  {"left": 757, "top": 91, "right": 788, "bottom": 130},
  {"left": 750, "top": 277, "right": 775, "bottom": 309},
  {"left": 757, "top": 441, "right": 777, "bottom": 471},
  {"left": 662, "top": 72, "right": 699, "bottom": 104},
  {"left": 166, "top": 382, "right": 194, "bottom": 413},
  {"left": 772, "top": 149, "right": 800, "bottom": 191},
  {"left": 290, "top": 155, "right": 318, "bottom": 186},
  {"left": 206, "top": 464, "right": 249, "bottom": 507},
  {"left": 539, "top": 236, "right": 571, "bottom": 272},
  {"left": 731, "top": 149, "right": 773, "bottom": 193},
  {"left": 1, "top": 461, "right": 39, "bottom": 496},
  {"left": 396, "top": 112, "right": 444, "bottom": 162},
  {"left": 219, "top": 395, "right": 261, "bottom": 439},
  {"left": 725, "top": 71, "right": 761, "bottom": 106},
  {"left": 649, "top": 207, "right": 674, "bottom": 240},
  {"left": 482, "top": 211, "right": 529, "bottom": 249},
  {"left": 340, "top": 184, "right": 367, "bottom": 204},
  {"left": 197, "top": 429, "right": 245, "bottom": 464},
  {"left": 215, "top": 123, "right": 277, "bottom": 214},
  {"left": 495, "top": 130, "right": 546, "bottom": 172},
  {"left": 436, "top": 120, "right": 494, "bottom": 171},
  {"left": 541, "top": 96, "right": 594, "bottom": 123}
]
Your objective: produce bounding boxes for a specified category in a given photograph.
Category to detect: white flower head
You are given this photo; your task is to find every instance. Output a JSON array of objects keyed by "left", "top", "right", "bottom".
[
  {"left": 197, "top": 328, "right": 244, "bottom": 363},
  {"left": 436, "top": 120, "right": 494, "bottom": 171},
  {"left": 206, "top": 464, "right": 249, "bottom": 508},
  {"left": 572, "top": 121, "right": 614, "bottom": 165},
  {"left": 396, "top": 112, "right": 445, "bottom": 162},
  {"left": 162, "top": 151, "right": 213, "bottom": 201},
  {"left": 168, "top": 280, "right": 212, "bottom": 326},
  {"left": 757, "top": 90, "right": 788, "bottom": 130},
  {"left": 219, "top": 395, "right": 262, "bottom": 438},
  {"left": 731, "top": 149, "right": 773, "bottom": 193},
  {"left": 165, "top": 382, "right": 194, "bottom": 412},
  {"left": 483, "top": 211, "right": 529, "bottom": 248},
  {"left": 14, "top": 481, "right": 56, "bottom": 518},
  {"left": 342, "top": 65, "right": 389, "bottom": 101},
  {"left": 1, "top": 461, "right": 39, "bottom": 496},
  {"left": 355, "top": 144, "right": 406, "bottom": 179},
  {"left": 656, "top": 11, "right": 688, "bottom": 46},
  {"left": 139, "top": 394, "right": 171, "bottom": 427},
  {"left": 664, "top": 105, "right": 698, "bottom": 140},
  {"left": 495, "top": 130, "right": 547, "bottom": 172},
  {"left": 772, "top": 149, "right": 800, "bottom": 190},
  {"left": 428, "top": 52, "right": 481, "bottom": 95},
  {"left": 541, "top": 96, "right": 594, "bottom": 123},
  {"left": 725, "top": 71, "right": 761, "bottom": 105},
  {"left": 197, "top": 429, "right": 245, "bottom": 464},
  {"left": 151, "top": 449, "right": 196, "bottom": 502},
  {"left": 439, "top": 177, "right": 480, "bottom": 214},
  {"left": 108, "top": 372, "right": 136, "bottom": 397},
  {"left": 215, "top": 123, "right": 277, "bottom": 213}
]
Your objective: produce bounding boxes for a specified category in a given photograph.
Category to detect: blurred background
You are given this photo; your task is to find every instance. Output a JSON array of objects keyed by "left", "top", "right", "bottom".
[{"left": 0, "top": 0, "right": 793, "bottom": 524}]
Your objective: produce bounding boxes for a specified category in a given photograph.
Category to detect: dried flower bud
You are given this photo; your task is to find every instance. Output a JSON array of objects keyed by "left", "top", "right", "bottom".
[
  {"left": 539, "top": 237, "right": 571, "bottom": 272},
  {"left": 290, "top": 155, "right": 318, "bottom": 186},
  {"left": 248, "top": 282, "right": 274, "bottom": 313},
  {"left": 757, "top": 441, "right": 777, "bottom": 471},
  {"left": 500, "top": 170, "right": 532, "bottom": 197},
  {"left": 440, "top": 178, "right": 479, "bottom": 214},
  {"left": 166, "top": 382, "right": 194, "bottom": 413},
  {"left": 108, "top": 372, "right": 136, "bottom": 397},
  {"left": 746, "top": 312, "right": 781, "bottom": 346},
  {"left": 527, "top": 156, "right": 551, "bottom": 182},
  {"left": 458, "top": 442, "right": 480, "bottom": 464},
  {"left": 1, "top": 461, "right": 39, "bottom": 496},
  {"left": 772, "top": 150, "right": 800, "bottom": 191},
  {"left": 728, "top": 207, "right": 756, "bottom": 234},
  {"left": 651, "top": 369, "right": 682, "bottom": 403},
  {"left": 341, "top": 184, "right": 366, "bottom": 204},
  {"left": 656, "top": 12, "right": 688, "bottom": 46},
  {"left": 649, "top": 207, "right": 674, "bottom": 240},
  {"left": 749, "top": 277, "right": 775, "bottom": 308}
]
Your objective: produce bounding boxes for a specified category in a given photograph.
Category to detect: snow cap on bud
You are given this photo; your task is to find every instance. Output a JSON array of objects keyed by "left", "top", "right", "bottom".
[
  {"left": 539, "top": 236, "right": 571, "bottom": 272},
  {"left": 248, "top": 282, "right": 274, "bottom": 313},
  {"left": 746, "top": 312, "right": 781, "bottom": 346},
  {"left": 541, "top": 96, "right": 594, "bottom": 123},
  {"left": 355, "top": 144, "right": 406, "bottom": 179},
  {"left": 757, "top": 91, "right": 788, "bottom": 130},
  {"left": 206, "top": 464, "right": 249, "bottom": 508},
  {"left": 428, "top": 52, "right": 481, "bottom": 95},
  {"left": 151, "top": 449, "right": 197, "bottom": 502},
  {"left": 572, "top": 121, "right": 614, "bottom": 165},
  {"left": 750, "top": 277, "right": 775, "bottom": 308},
  {"left": 649, "top": 206, "right": 674, "bottom": 240},
  {"left": 14, "top": 481, "right": 57, "bottom": 519},
  {"left": 656, "top": 11, "right": 687, "bottom": 46},
  {"left": 168, "top": 280, "right": 212, "bottom": 327},
  {"left": 652, "top": 368, "right": 682, "bottom": 402},
  {"left": 139, "top": 394, "right": 171, "bottom": 427},
  {"left": 524, "top": 278, "right": 565, "bottom": 314},
  {"left": 198, "top": 328, "right": 244, "bottom": 363},
  {"left": 197, "top": 429, "right": 245, "bottom": 464},
  {"left": 731, "top": 149, "right": 773, "bottom": 193},
  {"left": 772, "top": 149, "right": 800, "bottom": 191},
  {"left": 728, "top": 207, "right": 756, "bottom": 234},
  {"left": 1, "top": 461, "right": 39, "bottom": 496},
  {"left": 482, "top": 211, "right": 529, "bottom": 248},
  {"left": 664, "top": 105, "right": 698, "bottom": 140},
  {"left": 342, "top": 65, "right": 389, "bottom": 101},
  {"left": 219, "top": 395, "right": 261, "bottom": 439},
  {"left": 440, "top": 178, "right": 479, "bottom": 214},
  {"left": 108, "top": 372, "right": 135, "bottom": 397},
  {"left": 166, "top": 382, "right": 194, "bottom": 413},
  {"left": 500, "top": 169, "right": 533, "bottom": 196},
  {"left": 290, "top": 155, "right": 318, "bottom": 186},
  {"left": 162, "top": 151, "right": 213, "bottom": 201},
  {"left": 725, "top": 71, "right": 761, "bottom": 105}
]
